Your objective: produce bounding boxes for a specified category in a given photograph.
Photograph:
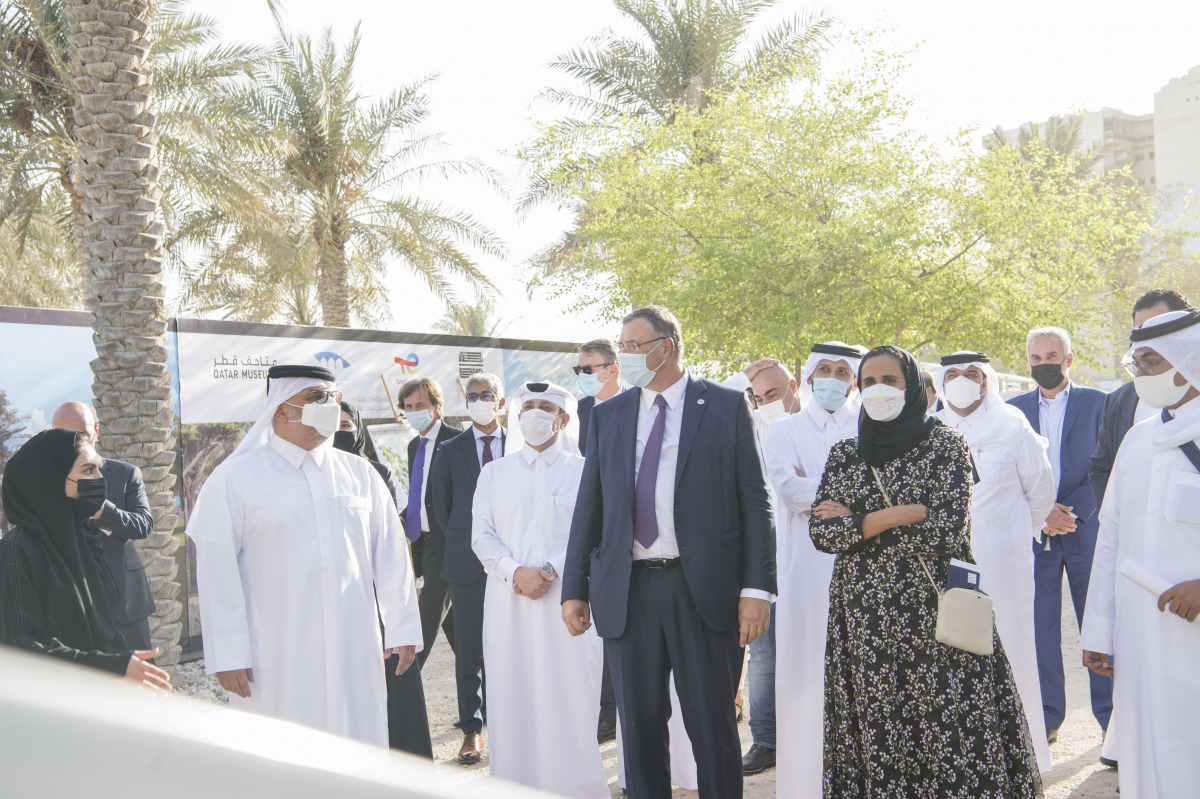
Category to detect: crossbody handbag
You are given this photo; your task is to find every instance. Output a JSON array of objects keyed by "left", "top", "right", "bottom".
[{"left": 869, "top": 465, "right": 994, "bottom": 657}]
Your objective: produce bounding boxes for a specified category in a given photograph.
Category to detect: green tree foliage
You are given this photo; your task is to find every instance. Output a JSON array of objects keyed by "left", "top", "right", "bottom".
[
  {"left": 544, "top": 0, "right": 834, "bottom": 122},
  {"left": 0, "top": 0, "right": 266, "bottom": 304},
  {"left": 175, "top": 16, "right": 504, "bottom": 328},
  {"left": 524, "top": 0, "right": 834, "bottom": 283},
  {"left": 523, "top": 47, "right": 1172, "bottom": 371},
  {"left": 432, "top": 296, "right": 509, "bottom": 337}
]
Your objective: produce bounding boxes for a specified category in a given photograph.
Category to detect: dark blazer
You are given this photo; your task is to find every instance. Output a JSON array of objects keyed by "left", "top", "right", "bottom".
[
  {"left": 93, "top": 459, "right": 155, "bottom": 626},
  {"left": 1007, "top": 384, "right": 1107, "bottom": 530},
  {"left": 1088, "top": 381, "right": 1139, "bottom": 508},
  {"left": 577, "top": 395, "right": 596, "bottom": 457},
  {"left": 429, "top": 427, "right": 505, "bottom": 584},
  {"left": 562, "top": 375, "right": 776, "bottom": 638},
  {"left": 400, "top": 421, "right": 462, "bottom": 533}
]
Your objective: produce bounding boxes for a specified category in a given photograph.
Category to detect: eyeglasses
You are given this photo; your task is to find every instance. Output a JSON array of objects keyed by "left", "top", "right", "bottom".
[
  {"left": 299, "top": 389, "right": 342, "bottom": 405},
  {"left": 1123, "top": 355, "right": 1169, "bottom": 377},
  {"left": 465, "top": 391, "right": 497, "bottom": 403},
  {"left": 617, "top": 337, "right": 666, "bottom": 353},
  {"left": 572, "top": 363, "right": 613, "bottom": 375}
]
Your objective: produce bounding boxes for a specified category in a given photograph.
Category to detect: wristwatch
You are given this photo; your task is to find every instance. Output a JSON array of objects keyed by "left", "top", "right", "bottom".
[{"left": 541, "top": 562, "right": 556, "bottom": 579}]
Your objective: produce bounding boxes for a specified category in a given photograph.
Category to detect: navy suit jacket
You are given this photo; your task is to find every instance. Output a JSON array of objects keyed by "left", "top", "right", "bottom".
[
  {"left": 429, "top": 427, "right": 505, "bottom": 584},
  {"left": 93, "top": 459, "right": 155, "bottom": 626},
  {"left": 1088, "top": 381, "right": 1139, "bottom": 508},
  {"left": 576, "top": 395, "right": 596, "bottom": 457},
  {"left": 401, "top": 421, "right": 462, "bottom": 536},
  {"left": 1007, "top": 384, "right": 1107, "bottom": 536},
  {"left": 561, "top": 375, "right": 776, "bottom": 639}
]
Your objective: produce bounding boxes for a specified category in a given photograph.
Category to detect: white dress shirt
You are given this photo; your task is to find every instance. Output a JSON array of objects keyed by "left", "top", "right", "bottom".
[
  {"left": 632, "top": 371, "right": 689, "bottom": 560},
  {"left": 632, "top": 370, "right": 770, "bottom": 601},
  {"left": 416, "top": 419, "right": 442, "bottom": 533},
  {"left": 1037, "top": 381, "right": 1071, "bottom": 494},
  {"left": 473, "top": 423, "right": 504, "bottom": 465}
]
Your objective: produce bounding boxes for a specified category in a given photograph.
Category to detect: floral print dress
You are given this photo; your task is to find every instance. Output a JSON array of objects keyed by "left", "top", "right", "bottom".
[{"left": 809, "top": 424, "right": 1042, "bottom": 799}]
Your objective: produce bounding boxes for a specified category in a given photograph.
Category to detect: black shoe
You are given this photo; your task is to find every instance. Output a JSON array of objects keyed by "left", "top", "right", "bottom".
[
  {"left": 597, "top": 718, "right": 617, "bottom": 743},
  {"left": 1099, "top": 756, "right": 1118, "bottom": 770},
  {"left": 1046, "top": 727, "right": 1058, "bottom": 745},
  {"left": 742, "top": 743, "right": 777, "bottom": 775}
]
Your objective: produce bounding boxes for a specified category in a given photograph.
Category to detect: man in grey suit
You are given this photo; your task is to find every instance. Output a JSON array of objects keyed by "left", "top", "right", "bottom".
[{"left": 53, "top": 402, "right": 155, "bottom": 650}]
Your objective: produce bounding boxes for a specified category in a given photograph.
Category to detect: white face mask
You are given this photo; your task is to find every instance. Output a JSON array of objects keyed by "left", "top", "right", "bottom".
[
  {"left": 286, "top": 399, "right": 340, "bottom": 438},
  {"left": 1134, "top": 366, "right": 1191, "bottom": 409},
  {"left": 943, "top": 376, "right": 983, "bottom": 410},
  {"left": 756, "top": 393, "right": 794, "bottom": 426},
  {"left": 519, "top": 408, "right": 558, "bottom": 446},
  {"left": 860, "top": 384, "right": 906, "bottom": 422},
  {"left": 467, "top": 400, "right": 497, "bottom": 426}
]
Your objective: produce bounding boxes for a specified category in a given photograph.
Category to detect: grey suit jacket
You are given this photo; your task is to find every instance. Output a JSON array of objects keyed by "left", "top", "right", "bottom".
[{"left": 94, "top": 459, "right": 155, "bottom": 625}]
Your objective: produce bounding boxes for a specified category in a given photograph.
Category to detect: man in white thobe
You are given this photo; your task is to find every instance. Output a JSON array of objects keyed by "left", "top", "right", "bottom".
[
  {"left": 472, "top": 382, "right": 608, "bottom": 798},
  {"left": 1081, "top": 308, "right": 1200, "bottom": 799},
  {"left": 934, "top": 351, "right": 1056, "bottom": 772},
  {"left": 188, "top": 365, "right": 421, "bottom": 746},
  {"left": 763, "top": 341, "right": 864, "bottom": 798}
]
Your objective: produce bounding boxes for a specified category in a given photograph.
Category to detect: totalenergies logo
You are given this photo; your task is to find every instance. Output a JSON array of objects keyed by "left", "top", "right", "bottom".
[{"left": 395, "top": 352, "right": 420, "bottom": 375}]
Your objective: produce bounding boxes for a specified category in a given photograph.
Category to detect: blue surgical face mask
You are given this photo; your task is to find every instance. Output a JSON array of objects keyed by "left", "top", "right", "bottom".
[
  {"left": 618, "top": 339, "right": 666, "bottom": 388},
  {"left": 577, "top": 370, "right": 610, "bottom": 397},
  {"left": 811, "top": 377, "right": 851, "bottom": 411},
  {"left": 406, "top": 409, "right": 433, "bottom": 433}
]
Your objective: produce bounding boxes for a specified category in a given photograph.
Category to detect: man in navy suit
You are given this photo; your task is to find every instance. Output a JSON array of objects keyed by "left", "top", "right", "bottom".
[
  {"left": 397, "top": 377, "right": 461, "bottom": 667},
  {"left": 1007, "top": 327, "right": 1111, "bottom": 743},
  {"left": 1089, "top": 289, "right": 1194, "bottom": 507},
  {"left": 573, "top": 337, "right": 624, "bottom": 742},
  {"left": 562, "top": 306, "right": 776, "bottom": 798},
  {"left": 53, "top": 402, "right": 155, "bottom": 650},
  {"left": 429, "top": 372, "right": 506, "bottom": 764}
]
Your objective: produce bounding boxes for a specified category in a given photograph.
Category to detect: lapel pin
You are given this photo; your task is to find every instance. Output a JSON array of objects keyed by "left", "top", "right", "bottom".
[{"left": 697, "top": 398, "right": 706, "bottom": 405}]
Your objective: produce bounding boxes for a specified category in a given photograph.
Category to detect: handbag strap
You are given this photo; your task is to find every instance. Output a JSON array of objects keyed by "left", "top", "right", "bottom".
[{"left": 873, "top": 466, "right": 941, "bottom": 595}]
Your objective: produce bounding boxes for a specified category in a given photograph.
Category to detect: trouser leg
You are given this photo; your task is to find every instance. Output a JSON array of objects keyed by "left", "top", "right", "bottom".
[
  {"left": 1033, "top": 537, "right": 1067, "bottom": 731},
  {"left": 606, "top": 566, "right": 673, "bottom": 799},
  {"left": 448, "top": 576, "right": 486, "bottom": 735}
]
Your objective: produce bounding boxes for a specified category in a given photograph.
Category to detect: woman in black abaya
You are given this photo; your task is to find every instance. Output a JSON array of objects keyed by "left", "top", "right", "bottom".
[{"left": 0, "top": 429, "right": 171, "bottom": 690}]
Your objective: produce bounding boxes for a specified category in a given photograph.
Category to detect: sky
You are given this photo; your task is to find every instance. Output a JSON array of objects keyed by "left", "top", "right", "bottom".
[{"left": 191, "top": 0, "right": 1200, "bottom": 344}]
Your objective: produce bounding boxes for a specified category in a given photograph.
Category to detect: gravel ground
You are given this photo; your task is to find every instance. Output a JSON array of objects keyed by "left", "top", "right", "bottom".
[{"left": 174, "top": 583, "right": 1119, "bottom": 797}]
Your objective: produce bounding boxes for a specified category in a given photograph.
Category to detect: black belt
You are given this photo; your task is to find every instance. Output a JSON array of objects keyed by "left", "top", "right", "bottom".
[{"left": 634, "top": 558, "right": 681, "bottom": 569}]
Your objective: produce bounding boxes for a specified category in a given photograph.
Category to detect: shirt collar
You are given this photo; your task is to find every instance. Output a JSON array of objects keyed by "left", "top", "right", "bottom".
[
  {"left": 422, "top": 419, "right": 442, "bottom": 441},
  {"left": 804, "top": 394, "right": 859, "bottom": 428},
  {"left": 473, "top": 424, "right": 501, "bottom": 441},
  {"left": 1038, "top": 380, "right": 1071, "bottom": 406},
  {"left": 519, "top": 439, "right": 564, "bottom": 466},
  {"left": 640, "top": 369, "right": 689, "bottom": 412},
  {"left": 269, "top": 431, "right": 327, "bottom": 469}
]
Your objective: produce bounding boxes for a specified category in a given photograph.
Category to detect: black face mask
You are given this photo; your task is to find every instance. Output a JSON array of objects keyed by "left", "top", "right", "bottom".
[
  {"left": 68, "top": 476, "right": 108, "bottom": 519},
  {"left": 332, "top": 430, "right": 357, "bottom": 454},
  {"left": 1031, "top": 362, "right": 1066, "bottom": 391}
]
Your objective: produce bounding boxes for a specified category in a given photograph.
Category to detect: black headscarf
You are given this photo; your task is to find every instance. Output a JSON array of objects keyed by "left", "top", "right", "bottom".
[
  {"left": 336, "top": 401, "right": 398, "bottom": 507},
  {"left": 0, "top": 429, "right": 123, "bottom": 654},
  {"left": 857, "top": 345, "right": 940, "bottom": 467}
]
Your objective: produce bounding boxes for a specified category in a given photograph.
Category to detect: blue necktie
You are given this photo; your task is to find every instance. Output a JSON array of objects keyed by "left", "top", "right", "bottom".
[
  {"left": 634, "top": 394, "right": 668, "bottom": 549},
  {"left": 405, "top": 436, "right": 427, "bottom": 543}
]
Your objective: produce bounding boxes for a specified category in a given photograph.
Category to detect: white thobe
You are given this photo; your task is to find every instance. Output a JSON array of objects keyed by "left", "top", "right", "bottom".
[
  {"left": 1081, "top": 397, "right": 1200, "bottom": 799},
  {"left": 763, "top": 397, "right": 859, "bottom": 798},
  {"left": 471, "top": 441, "right": 608, "bottom": 799},
  {"left": 190, "top": 434, "right": 421, "bottom": 746},
  {"left": 938, "top": 404, "right": 1056, "bottom": 772}
]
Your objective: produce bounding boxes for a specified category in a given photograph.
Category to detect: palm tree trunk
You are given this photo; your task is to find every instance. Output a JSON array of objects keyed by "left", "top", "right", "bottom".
[
  {"left": 66, "top": 0, "right": 182, "bottom": 665},
  {"left": 314, "top": 216, "right": 351, "bottom": 327}
]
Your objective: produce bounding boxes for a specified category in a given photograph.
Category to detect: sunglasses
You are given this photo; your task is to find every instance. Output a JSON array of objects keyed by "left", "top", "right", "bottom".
[{"left": 572, "top": 363, "right": 613, "bottom": 376}]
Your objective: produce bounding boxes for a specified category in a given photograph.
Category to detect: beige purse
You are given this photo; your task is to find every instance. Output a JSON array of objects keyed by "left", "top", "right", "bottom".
[{"left": 870, "top": 466, "right": 994, "bottom": 657}]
